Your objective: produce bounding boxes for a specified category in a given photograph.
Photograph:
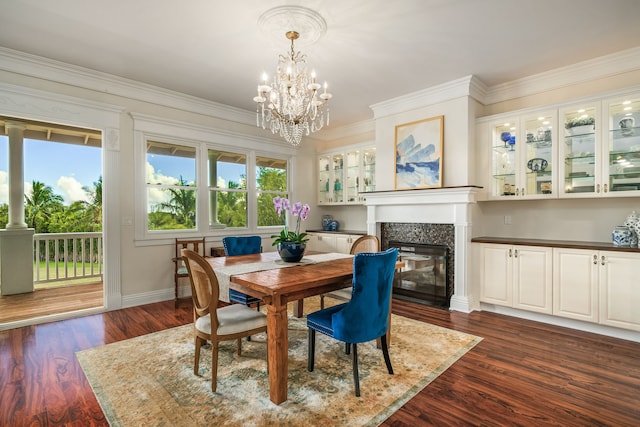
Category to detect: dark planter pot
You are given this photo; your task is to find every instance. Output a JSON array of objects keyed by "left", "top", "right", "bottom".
[{"left": 277, "top": 242, "right": 306, "bottom": 262}]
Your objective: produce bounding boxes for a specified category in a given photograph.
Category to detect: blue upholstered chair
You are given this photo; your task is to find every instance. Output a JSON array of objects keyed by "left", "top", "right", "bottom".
[
  {"left": 307, "top": 247, "right": 398, "bottom": 397},
  {"left": 222, "top": 236, "right": 262, "bottom": 310}
]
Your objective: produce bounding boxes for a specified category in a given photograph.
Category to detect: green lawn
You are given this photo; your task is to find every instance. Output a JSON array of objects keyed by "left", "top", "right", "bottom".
[{"left": 33, "top": 260, "right": 103, "bottom": 289}]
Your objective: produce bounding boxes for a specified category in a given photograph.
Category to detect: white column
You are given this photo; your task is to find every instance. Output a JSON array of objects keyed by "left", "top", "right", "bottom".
[
  {"left": 5, "top": 121, "right": 27, "bottom": 229},
  {"left": 1, "top": 120, "right": 34, "bottom": 295}
]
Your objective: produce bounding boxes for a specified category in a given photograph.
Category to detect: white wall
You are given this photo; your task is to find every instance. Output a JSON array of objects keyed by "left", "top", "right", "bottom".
[
  {"left": 476, "top": 198, "right": 640, "bottom": 242},
  {"left": 374, "top": 96, "right": 474, "bottom": 190},
  {"left": 0, "top": 53, "right": 308, "bottom": 308}
]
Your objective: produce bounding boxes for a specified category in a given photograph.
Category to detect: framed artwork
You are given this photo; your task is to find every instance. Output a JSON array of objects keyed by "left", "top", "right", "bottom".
[{"left": 395, "top": 115, "right": 444, "bottom": 189}]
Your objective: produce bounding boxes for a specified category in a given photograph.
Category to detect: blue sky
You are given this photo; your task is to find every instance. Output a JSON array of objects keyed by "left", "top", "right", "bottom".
[
  {"left": 1, "top": 136, "right": 247, "bottom": 206},
  {"left": 0, "top": 137, "right": 101, "bottom": 205}
]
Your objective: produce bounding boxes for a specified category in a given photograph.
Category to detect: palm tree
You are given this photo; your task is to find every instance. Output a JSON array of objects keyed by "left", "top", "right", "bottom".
[
  {"left": 159, "top": 176, "right": 196, "bottom": 227},
  {"left": 25, "top": 181, "right": 64, "bottom": 232},
  {"left": 83, "top": 176, "right": 103, "bottom": 231}
]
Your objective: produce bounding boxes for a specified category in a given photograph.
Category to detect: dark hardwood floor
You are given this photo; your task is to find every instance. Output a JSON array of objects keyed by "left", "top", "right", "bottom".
[{"left": 1, "top": 298, "right": 638, "bottom": 426}]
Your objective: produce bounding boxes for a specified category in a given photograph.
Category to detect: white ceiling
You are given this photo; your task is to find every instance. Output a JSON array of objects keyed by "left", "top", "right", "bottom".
[{"left": 1, "top": 0, "right": 640, "bottom": 129}]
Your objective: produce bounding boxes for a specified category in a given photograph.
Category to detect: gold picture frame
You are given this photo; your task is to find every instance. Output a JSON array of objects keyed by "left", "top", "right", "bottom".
[{"left": 394, "top": 115, "right": 444, "bottom": 189}]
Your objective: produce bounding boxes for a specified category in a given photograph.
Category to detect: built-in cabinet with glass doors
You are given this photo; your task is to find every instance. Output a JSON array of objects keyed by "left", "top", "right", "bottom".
[
  {"left": 559, "top": 95, "right": 640, "bottom": 197},
  {"left": 484, "top": 91, "right": 640, "bottom": 200},
  {"left": 489, "top": 111, "right": 556, "bottom": 199},
  {"left": 318, "top": 146, "right": 375, "bottom": 205}
]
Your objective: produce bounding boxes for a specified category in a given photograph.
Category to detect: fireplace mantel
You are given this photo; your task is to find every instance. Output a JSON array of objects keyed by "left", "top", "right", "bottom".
[{"left": 364, "top": 186, "right": 482, "bottom": 313}]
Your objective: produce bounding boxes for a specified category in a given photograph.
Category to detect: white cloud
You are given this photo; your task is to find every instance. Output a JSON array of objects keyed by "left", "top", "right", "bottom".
[
  {"left": 146, "top": 163, "right": 172, "bottom": 207},
  {"left": 0, "top": 171, "right": 7, "bottom": 204},
  {"left": 57, "top": 176, "right": 90, "bottom": 204}
]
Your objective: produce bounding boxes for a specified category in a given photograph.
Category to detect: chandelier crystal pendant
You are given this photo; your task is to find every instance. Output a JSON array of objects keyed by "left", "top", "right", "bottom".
[{"left": 254, "top": 31, "right": 332, "bottom": 146}]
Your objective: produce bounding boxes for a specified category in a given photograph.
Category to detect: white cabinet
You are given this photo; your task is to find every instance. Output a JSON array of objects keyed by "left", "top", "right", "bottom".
[
  {"left": 559, "top": 95, "right": 640, "bottom": 198},
  {"left": 485, "top": 110, "right": 557, "bottom": 199},
  {"left": 480, "top": 90, "right": 640, "bottom": 200},
  {"left": 553, "top": 248, "right": 598, "bottom": 322},
  {"left": 317, "top": 145, "right": 375, "bottom": 205},
  {"left": 599, "top": 251, "right": 640, "bottom": 331},
  {"left": 479, "top": 243, "right": 553, "bottom": 314},
  {"left": 306, "top": 232, "right": 361, "bottom": 254}
]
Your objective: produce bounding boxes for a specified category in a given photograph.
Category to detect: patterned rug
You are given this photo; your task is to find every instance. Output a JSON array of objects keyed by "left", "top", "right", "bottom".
[{"left": 76, "top": 298, "right": 481, "bottom": 426}]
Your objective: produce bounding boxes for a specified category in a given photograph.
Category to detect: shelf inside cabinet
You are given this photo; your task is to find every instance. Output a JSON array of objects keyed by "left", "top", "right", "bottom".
[{"left": 565, "top": 153, "right": 595, "bottom": 162}]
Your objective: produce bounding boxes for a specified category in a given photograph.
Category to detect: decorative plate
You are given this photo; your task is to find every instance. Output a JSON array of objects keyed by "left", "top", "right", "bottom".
[{"left": 527, "top": 158, "right": 548, "bottom": 172}]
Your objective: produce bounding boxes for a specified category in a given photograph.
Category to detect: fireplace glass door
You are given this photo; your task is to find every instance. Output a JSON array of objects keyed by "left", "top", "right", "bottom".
[{"left": 389, "top": 241, "right": 449, "bottom": 308}]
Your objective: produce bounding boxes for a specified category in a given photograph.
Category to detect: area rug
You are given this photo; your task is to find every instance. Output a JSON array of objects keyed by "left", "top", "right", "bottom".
[{"left": 76, "top": 298, "right": 482, "bottom": 426}]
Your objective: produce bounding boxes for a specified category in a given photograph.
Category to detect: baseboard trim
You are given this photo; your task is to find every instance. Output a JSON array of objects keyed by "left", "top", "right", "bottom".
[{"left": 480, "top": 303, "right": 640, "bottom": 343}]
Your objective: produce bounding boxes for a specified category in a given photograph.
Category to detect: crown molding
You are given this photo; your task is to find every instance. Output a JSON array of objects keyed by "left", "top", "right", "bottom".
[
  {"left": 483, "top": 46, "right": 640, "bottom": 105},
  {"left": 369, "top": 75, "right": 484, "bottom": 119},
  {"left": 129, "top": 111, "right": 295, "bottom": 154},
  {"left": 0, "top": 47, "right": 256, "bottom": 126},
  {"left": 312, "top": 118, "right": 376, "bottom": 141}
]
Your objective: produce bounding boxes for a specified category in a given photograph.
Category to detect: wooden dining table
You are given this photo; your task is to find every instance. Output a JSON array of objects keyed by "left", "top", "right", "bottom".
[{"left": 206, "top": 251, "right": 365, "bottom": 405}]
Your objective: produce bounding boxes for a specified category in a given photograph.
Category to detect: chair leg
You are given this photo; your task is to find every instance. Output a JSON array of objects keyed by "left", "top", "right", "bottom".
[
  {"left": 352, "top": 343, "right": 360, "bottom": 397},
  {"left": 211, "top": 341, "right": 219, "bottom": 393},
  {"left": 345, "top": 342, "right": 350, "bottom": 354},
  {"left": 194, "top": 336, "right": 204, "bottom": 375},
  {"left": 308, "top": 328, "right": 315, "bottom": 371},
  {"left": 320, "top": 295, "right": 325, "bottom": 309},
  {"left": 380, "top": 334, "right": 394, "bottom": 375},
  {"left": 237, "top": 338, "right": 242, "bottom": 355},
  {"left": 246, "top": 302, "right": 254, "bottom": 341}
]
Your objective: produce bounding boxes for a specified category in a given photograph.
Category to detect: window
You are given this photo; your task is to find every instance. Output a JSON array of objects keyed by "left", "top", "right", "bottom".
[
  {"left": 135, "top": 117, "right": 293, "bottom": 237},
  {"left": 257, "top": 156, "right": 288, "bottom": 227},
  {"left": 146, "top": 141, "right": 197, "bottom": 231},
  {"left": 208, "top": 149, "right": 247, "bottom": 228}
]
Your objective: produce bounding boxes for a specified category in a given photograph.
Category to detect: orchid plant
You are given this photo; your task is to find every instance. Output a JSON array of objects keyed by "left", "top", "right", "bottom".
[{"left": 271, "top": 197, "right": 311, "bottom": 245}]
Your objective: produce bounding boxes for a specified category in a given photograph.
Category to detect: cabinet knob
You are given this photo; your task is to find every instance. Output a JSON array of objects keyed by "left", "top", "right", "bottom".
[
  {"left": 596, "top": 184, "right": 601, "bottom": 193},
  {"left": 514, "top": 249, "right": 518, "bottom": 258},
  {"left": 515, "top": 188, "right": 520, "bottom": 196},
  {"left": 593, "top": 254, "right": 597, "bottom": 265},
  {"left": 601, "top": 255, "right": 605, "bottom": 266},
  {"left": 509, "top": 248, "right": 512, "bottom": 257},
  {"left": 604, "top": 183, "right": 608, "bottom": 193}
]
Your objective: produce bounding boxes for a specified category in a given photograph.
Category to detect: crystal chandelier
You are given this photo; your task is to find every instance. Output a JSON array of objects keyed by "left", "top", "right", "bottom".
[{"left": 253, "top": 30, "right": 332, "bottom": 146}]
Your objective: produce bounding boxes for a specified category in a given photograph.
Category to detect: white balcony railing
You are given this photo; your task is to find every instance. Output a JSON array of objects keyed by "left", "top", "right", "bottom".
[{"left": 33, "top": 232, "right": 103, "bottom": 286}]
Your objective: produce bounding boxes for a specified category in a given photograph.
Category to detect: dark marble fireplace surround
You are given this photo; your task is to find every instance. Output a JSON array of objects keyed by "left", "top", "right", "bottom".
[{"left": 381, "top": 222, "right": 455, "bottom": 306}]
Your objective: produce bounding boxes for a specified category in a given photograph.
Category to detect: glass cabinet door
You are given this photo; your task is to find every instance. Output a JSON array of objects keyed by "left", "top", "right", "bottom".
[
  {"left": 560, "top": 104, "right": 599, "bottom": 196},
  {"left": 318, "top": 155, "right": 331, "bottom": 204},
  {"left": 491, "top": 118, "right": 518, "bottom": 197},
  {"left": 345, "top": 150, "right": 360, "bottom": 203},
  {"left": 522, "top": 112, "right": 555, "bottom": 197},
  {"left": 362, "top": 148, "right": 376, "bottom": 194},
  {"left": 606, "top": 95, "right": 640, "bottom": 195},
  {"left": 332, "top": 153, "right": 344, "bottom": 203}
]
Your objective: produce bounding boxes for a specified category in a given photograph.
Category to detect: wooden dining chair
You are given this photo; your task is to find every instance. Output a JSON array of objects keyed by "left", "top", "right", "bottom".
[
  {"left": 182, "top": 249, "right": 267, "bottom": 393},
  {"left": 320, "top": 235, "right": 380, "bottom": 309},
  {"left": 173, "top": 237, "right": 206, "bottom": 301},
  {"left": 307, "top": 247, "right": 398, "bottom": 397}
]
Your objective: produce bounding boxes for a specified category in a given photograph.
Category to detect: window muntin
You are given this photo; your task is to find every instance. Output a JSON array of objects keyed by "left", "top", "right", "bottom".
[
  {"left": 208, "top": 150, "right": 247, "bottom": 228},
  {"left": 146, "top": 141, "right": 197, "bottom": 231},
  {"left": 256, "top": 156, "right": 287, "bottom": 227}
]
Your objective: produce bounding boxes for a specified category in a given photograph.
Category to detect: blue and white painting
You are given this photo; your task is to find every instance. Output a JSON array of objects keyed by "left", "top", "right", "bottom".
[{"left": 395, "top": 116, "right": 443, "bottom": 189}]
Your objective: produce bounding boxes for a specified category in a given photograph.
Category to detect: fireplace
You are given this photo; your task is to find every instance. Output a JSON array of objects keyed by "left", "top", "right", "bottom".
[
  {"left": 388, "top": 241, "right": 450, "bottom": 308},
  {"left": 364, "top": 186, "right": 481, "bottom": 313}
]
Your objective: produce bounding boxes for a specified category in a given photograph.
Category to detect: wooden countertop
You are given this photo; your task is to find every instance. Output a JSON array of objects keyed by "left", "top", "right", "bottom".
[
  {"left": 306, "top": 229, "right": 367, "bottom": 235},
  {"left": 471, "top": 236, "right": 640, "bottom": 253}
]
